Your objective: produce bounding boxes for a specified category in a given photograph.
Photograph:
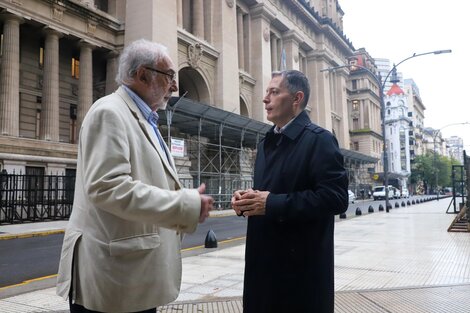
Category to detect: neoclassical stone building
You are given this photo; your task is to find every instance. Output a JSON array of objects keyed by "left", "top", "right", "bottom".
[{"left": 0, "top": 0, "right": 378, "bottom": 199}]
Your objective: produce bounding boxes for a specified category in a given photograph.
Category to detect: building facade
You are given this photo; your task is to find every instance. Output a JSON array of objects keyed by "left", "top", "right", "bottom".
[
  {"left": 0, "top": 0, "right": 378, "bottom": 201},
  {"left": 446, "top": 136, "right": 464, "bottom": 164},
  {"left": 383, "top": 70, "right": 411, "bottom": 191}
]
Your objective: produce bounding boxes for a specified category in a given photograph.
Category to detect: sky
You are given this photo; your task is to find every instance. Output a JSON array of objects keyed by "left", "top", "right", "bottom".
[{"left": 339, "top": 0, "right": 470, "bottom": 150}]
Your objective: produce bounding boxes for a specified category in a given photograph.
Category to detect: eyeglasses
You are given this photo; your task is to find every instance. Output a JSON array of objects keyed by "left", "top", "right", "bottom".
[{"left": 144, "top": 67, "right": 176, "bottom": 82}]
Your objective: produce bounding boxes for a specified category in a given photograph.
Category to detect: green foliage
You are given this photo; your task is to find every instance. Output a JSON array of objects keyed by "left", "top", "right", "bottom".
[{"left": 410, "top": 152, "right": 461, "bottom": 188}]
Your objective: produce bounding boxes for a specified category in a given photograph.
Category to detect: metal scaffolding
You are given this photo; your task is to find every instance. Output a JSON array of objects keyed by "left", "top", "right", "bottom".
[
  {"left": 160, "top": 97, "right": 271, "bottom": 208},
  {"left": 160, "top": 97, "right": 379, "bottom": 208}
]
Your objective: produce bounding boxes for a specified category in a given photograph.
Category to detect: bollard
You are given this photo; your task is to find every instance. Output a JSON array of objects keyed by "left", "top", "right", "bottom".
[
  {"left": 407, "top": 200, "right": 411, "bottom": 206},
  {"left": 395, "top": 202, "right": 400, "bottom": 208},
  {"left": 378, "top": 204, "right": 384, "bottom": 211},
  {"left": 368, "top": 205, "right": 374, "bottom": 213},
  {"left": 339, "top": 212, "right": 347, "bottom": 219},
  {"left": 411, "top": 200, "right": 415, "bottom": 205},
  {"left": 355, "top": 207, "right": 362, "bottom": 216},
  {"left": 401, "top": 201, "right": 406, "bottom": 207},
  {"left": 204, "top": 229, "right": 218, "bottom": 248},
  {"left": 387, "top": 203, "right": 392, "bottom": 211}
]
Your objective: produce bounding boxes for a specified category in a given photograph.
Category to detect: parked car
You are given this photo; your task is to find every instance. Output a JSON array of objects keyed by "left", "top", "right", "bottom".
[
  {"left": 393, "top": 187, "right": 401, "bottom": 199},
  {"left": 348, "top": 190, "right": 356, "bottom": 203},
  {"left": 372, "top": 185, "right": 394, "bottom": 200},
  {"left": 401, "top": 188, "right": 410, "bottom": 198}
]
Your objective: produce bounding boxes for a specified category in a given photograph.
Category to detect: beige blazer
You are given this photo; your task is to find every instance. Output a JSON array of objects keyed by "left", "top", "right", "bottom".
[{"left": 56, "top": 87, "right": 201, "bottom": 312}]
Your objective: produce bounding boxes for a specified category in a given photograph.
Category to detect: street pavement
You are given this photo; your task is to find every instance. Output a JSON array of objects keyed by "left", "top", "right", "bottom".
[{"left": 1, "top": 198, "right": 470, "bottom": 312}]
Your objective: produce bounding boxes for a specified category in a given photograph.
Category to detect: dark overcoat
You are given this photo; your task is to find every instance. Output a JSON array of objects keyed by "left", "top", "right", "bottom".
[{"left": 243, "top": 111, "right": 348, "bottom": 313}]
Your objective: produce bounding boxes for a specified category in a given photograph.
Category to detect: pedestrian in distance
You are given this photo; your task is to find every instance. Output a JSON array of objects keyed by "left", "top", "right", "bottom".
[
  {"left": 56, "top": 39, "right": 214, "bottom": 313},
  {"left": 231, "top": 70, "right": 348, "bottom": 313}
]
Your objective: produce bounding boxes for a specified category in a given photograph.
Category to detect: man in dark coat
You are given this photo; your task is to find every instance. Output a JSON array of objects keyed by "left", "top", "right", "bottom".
[{"left": 232, "top": 70, "right": 348, "bottom": 313}]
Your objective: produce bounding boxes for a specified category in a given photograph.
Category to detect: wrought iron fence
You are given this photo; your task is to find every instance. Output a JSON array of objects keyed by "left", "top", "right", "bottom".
[
  {"left": 0, "top": 173, "right": 75, "bottom": 224},
  {"left": 0, "top": 173, "right": 253, "bottom": 224}
]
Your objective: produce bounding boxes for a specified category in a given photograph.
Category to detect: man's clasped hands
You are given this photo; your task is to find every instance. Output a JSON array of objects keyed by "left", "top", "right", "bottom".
[{"left": 231, "top": 189, "right": 270, "bottom": 217}]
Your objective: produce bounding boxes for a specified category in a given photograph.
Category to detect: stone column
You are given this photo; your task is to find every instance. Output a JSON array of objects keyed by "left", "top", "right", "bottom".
[
  {"left": 193, "top": 0, "right": 204, "bottom": 38},
  {"left": 0, "top": 14, "right": 22, "bottom": 136},
  {"left": 105, "top": 50, "right": 119, "bottom": 95},
  {"left": 212, "top": 0, "right": 239, "bottom": 112},
  {"left": 40, "top": 28, "right": 61, "bottom": 141},
  {"left": 270, "top": 36, "right": 278, "bottom": 71},
  {"left": 282, "top": 30, "right": 302, "bottom": 71},
  {"left": 77, "top": 41, "right": 93, "bottom": 133},
  {"left": 237, "top": 9, "right": 244, "bottom": 70},
  {"left": 249, "top": 4, "right": 275, "bottom": 122},
  {"left": 177, "top": 0, "right": 183, "bottom": 27}
]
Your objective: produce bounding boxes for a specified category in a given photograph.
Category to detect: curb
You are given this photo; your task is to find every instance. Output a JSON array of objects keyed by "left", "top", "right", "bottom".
[{"left": 0, "top": 229, "right": 65, "bottom": 240}]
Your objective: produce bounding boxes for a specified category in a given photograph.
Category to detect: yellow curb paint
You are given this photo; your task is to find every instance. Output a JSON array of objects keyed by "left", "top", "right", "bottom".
[
  {"left": 0, "top": 274, "right": 58, "bottom": 291},
  {"left": 0, "top": 237, "right": 245, "bottom": 290},
  {"left": 0, "top": 230, "right": 65, "bottom": 240},
  {"left": 181, "top": 236, "right": 245, "bottom": 252}
]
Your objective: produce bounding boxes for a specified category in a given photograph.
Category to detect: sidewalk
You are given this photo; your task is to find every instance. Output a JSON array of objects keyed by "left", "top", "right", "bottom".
[{"left": 1, "top": 199, "right": 470, "bottom": 312}]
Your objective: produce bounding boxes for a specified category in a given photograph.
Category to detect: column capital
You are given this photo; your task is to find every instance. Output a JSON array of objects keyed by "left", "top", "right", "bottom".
[
  {"left": 0, "top": 12, "right": 24, "bottom": 24},
  {"left": 250, "top": 3, "right": 276, "bottom": 22},
  {"left": 78, "top": 39, "right": 95, "bottom": 50},
  {"left": 106, "top": 49, "right": 120, "bottom": 59},
  {"left": 282, "top": 30, "right": 303, "bottom": 44},
  {"left": 42, "top": 26, "right": 63, "bottom": 38}
]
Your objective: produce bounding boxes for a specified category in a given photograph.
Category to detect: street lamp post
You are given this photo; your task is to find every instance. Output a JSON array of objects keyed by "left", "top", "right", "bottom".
[
  {"left": 432, "top": 122, "right": 470, "bottom": 200},
  {"left": 321, "top": 49, "right": 452, "bottom": 212}
]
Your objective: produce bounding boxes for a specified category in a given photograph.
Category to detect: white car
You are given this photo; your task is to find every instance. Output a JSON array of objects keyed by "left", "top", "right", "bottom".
[
  {"left": 401, "top": 189, "right": 410, "bottom": 198},
  {"left": 372, "top": 185, "right": 394, "bottom": 200},
  {"left": 348, "top": 190, "right": 356, "bottom": 203}
]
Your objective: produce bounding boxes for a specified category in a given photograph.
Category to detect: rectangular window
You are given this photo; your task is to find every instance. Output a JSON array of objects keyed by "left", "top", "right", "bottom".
[
  {"left": 70, "top": 104, "right": 77, "bottom": 144},
  {"left": 353, "top": 142, "right": 359, "bottom": 151},
  {"left": 352, "top": 100, "right": 359, "bottom": 111},
  {"left": 39, "top": 47, "right": 44, "bottom": 68},
  {"left": 72, "top": 58, "right": 80, "bottom": 79},
  {"left": 351, "top": 80, "right": 357, "bottom": 90},
  {"left": 353, "top": 118, "right": 359, "bottom": 130}
]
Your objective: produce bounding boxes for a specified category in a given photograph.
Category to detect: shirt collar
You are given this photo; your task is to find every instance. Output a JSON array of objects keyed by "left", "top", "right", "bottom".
[
  {"left": 274, "top": 114, "right": 297, "bottom": 134},
  {"left": 122, "top": 85, "right": 159, "bottom": 125}
]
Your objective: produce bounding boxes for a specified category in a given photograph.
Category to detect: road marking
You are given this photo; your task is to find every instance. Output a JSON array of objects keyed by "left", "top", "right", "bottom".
[
  {"left": 0, "top": 237, "right": 246, "bottom": 290},
  {"left": 0, "top": 274, "right": 58, "bottom": 291},
  {"left": 0, "top": 230, "right": 65, "bottom": 240},
  {"left": 181, "top": 236, "right": 246, "bottom": 252}
]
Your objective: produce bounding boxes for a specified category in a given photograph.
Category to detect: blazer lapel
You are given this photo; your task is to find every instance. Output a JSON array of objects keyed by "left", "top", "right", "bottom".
[{"left": 116, "top": 87, "right": 182, "bottom": 187}]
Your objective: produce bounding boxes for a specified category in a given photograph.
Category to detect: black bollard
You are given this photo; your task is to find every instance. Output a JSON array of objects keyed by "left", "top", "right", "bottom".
[
  {"left": 401, "top": 201, "right": 406, "bottom": 207},
  {"left": 387, "top": 203, "right": 393, "bottom": 211},
  {"left": 378, "top": 204, "right": 384, "bottom": 211},
  {"left": 339, "top": 212, "right": 347, "bottom": 219},
  {"left": 368, "top": 205, "right": 374, "bottom": 213},
  {"left": 395, "top": 202, "right": 400, "bottom": 208},
  {"left": 204, "top": 229, "right": 218, "bottom": 248},
  {"left": 355, "top": 207, "right": 362, "bottom": 216},
  {"left": 407, "top": 200, "right": 411, "bottom": 206},
  {"left": 411, "top": 200, "right": 415, "bottom": 205}
]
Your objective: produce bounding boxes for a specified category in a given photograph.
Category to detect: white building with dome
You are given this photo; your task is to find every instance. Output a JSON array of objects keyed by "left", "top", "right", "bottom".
[{"left": 384, "top": 69, "right": 411, "bottom": 192}]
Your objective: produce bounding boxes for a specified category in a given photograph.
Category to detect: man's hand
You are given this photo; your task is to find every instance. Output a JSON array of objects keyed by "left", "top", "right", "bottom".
[
  {"left": 198, "top": 183, "right": 214, "bottom": 223},
  {"left": 231, "top": 189, "right": 269, "bottom": 217},
  {"left": 231, "top": 189, "right": 253, "bottom": 216}
]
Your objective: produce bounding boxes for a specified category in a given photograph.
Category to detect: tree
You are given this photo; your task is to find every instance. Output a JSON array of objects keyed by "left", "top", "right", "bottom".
[{"left": 410, "top": 152, "right": 461, "bottom": 193}]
